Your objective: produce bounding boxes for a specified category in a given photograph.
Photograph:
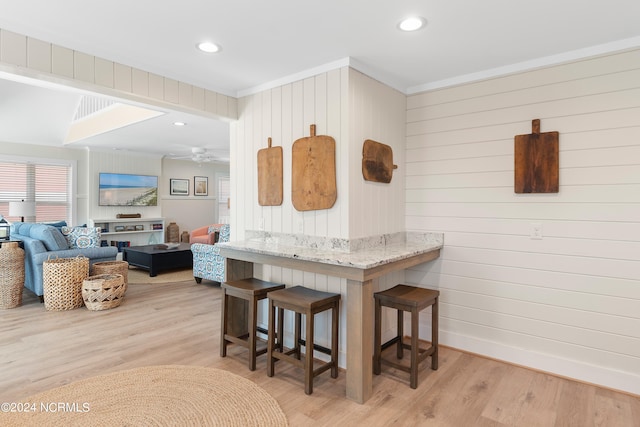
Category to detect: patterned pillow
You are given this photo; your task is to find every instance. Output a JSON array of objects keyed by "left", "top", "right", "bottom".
[{"left": 61, "top": 226, "right": 102, "bottom": 249}]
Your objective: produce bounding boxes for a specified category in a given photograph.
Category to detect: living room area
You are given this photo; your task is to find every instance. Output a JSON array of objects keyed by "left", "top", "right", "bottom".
[{"left": 2, "top": 1, "right": 640, "bottom": 425}]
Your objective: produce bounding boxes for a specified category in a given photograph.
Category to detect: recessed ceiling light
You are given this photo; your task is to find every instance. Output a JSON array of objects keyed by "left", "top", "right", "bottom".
[
  {"left": 197, "top": 41, "right": 221, "bottom": 53},
  {"left": 398, "top": 16, "right": 426, "bottom": 32},
  {"left": 173, "top": 121, "right": 186, "bottom": 126}
]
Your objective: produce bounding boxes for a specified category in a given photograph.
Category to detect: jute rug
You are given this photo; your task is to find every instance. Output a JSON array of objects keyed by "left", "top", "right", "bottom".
[
  {"left": 127, "top": 267, "right": 196, "bottom": 284},
  {"left": 2, "top": 365, "right": 288, "bottom": 426}
]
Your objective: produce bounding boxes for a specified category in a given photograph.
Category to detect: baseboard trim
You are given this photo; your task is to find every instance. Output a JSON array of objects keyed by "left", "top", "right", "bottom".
[{"left": 441, "top": 331, "right": 640, "bottom": 397}]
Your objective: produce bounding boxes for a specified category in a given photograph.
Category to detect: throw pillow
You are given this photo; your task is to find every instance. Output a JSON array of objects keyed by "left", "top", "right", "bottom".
[
  {"left": 31, "top": 224, "right": 70, "bottom": 251},
  {"left": 61, "top": 226, "right": 102, "bottom": 249}
]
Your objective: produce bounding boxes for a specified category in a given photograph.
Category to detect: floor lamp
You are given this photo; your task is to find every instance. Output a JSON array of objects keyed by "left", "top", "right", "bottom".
[{"left": 9, "top": 200, "right": 36, "bottom": 222}]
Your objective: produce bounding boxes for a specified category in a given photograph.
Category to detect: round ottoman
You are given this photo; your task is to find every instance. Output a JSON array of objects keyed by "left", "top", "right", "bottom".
[{"left": 91, "top": 260, "right": 129, "bottom": 288}]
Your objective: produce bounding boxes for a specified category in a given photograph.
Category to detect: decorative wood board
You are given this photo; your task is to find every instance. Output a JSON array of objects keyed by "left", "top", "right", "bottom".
[
  {"left": 292, "top": 124, "right": 337, "bottom": 211},
  {"left": 514, "top": 119, "right": 559, "bottom": 193},
  {"left": 362, "top": 139, "right": 397, "bottom": 183},
  {"left": 257, "top": 137, "right": 283, "bottom": 206}
]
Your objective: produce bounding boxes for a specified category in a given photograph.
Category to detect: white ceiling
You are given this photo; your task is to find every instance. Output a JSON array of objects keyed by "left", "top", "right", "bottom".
[{"left": 1, "top": 0, "right": 639, "bottom": 161}]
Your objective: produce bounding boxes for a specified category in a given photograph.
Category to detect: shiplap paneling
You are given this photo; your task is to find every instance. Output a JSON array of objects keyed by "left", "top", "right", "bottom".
[
  {"left": 87, "top": 150, "right": 163, "bottom": 220},
  {"left": 348, "top": 70, "right": 406, "bottom": 238},
  {"left": 230, "top": 68, "right": 408, "bottom": 368},
  {"left": 406, "top": 48, "right": 640, "bottom": 395}
]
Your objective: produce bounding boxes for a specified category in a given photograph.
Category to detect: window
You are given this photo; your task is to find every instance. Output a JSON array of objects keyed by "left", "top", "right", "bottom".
[
  {"left": 0, "top": 160, "right": 72, "bottom": 223},
  {"left": 217, "top": 175, "right": 230, "bottom": 223}
]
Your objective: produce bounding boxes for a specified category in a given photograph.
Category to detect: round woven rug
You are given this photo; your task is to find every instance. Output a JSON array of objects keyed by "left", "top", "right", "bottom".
[{"left": 2, "top": 365, "right": 288, "bottom": 426}]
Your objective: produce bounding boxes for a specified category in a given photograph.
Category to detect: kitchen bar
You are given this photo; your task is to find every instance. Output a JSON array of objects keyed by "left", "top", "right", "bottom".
[{"left": 218, "top": 231, "right": 443, "bottom": 404}]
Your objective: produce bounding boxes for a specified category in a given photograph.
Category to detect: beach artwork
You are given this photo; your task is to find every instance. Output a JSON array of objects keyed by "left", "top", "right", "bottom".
[{"left": 99, "top": 173, "right": 158, "bottom": 206}]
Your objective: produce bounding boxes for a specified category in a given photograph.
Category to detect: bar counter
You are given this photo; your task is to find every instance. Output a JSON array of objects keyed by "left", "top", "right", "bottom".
[{"left": 218, "top": 231, "right": 443, "bottom": 403}]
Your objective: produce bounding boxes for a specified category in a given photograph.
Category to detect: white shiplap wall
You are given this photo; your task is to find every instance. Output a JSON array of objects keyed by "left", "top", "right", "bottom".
[
  {"left": 348, "top": 70, "right": 406, "bottom": 238},
  {"left": 87, "top": 149, "right": 163, "bottom": 221},
  {"left": 231, "top": 68, "right": 349, "bottom": 240},
  {"left": 230, "top": 67, "right": 407, "bottom": 366},
  {"left": 405, "top": 49, "right": 640, "bottom": 394}
]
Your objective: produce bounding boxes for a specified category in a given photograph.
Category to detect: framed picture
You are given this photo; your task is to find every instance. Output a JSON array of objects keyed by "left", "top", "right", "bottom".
[
  {"left": 114, "top": 225, "right": 125, "bottom": 232},
  {"left": 170, "top": 178, "right": 189, "bottom": 196},
  {"left": 194, "top": 176, "right": 208, "bottom": 196}
]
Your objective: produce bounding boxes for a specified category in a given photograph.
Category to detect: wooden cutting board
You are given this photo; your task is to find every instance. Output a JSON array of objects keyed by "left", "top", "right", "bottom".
[
  {"left": 514, "top": 119, "right": 559, "bottom": 193},
  {"left": 292, "top": 124, "right": 337, "bottom": 211},
  {"left": 362, "top": 139, "right": 397, "bottom": 183},
  {"left": 257, "top": 137, "right": 283, "bottom": 206}
]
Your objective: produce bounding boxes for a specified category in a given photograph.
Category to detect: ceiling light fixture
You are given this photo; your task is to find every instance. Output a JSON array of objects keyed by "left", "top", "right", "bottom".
[
  {"left": 398, "top": 16, "right": 426, "bottom": 32},
  {"left": 173, "top": 121, "right": 186, "bottom": 126},
  {"left": 197, "top": 41, "right": 221, "bottom": 53}
]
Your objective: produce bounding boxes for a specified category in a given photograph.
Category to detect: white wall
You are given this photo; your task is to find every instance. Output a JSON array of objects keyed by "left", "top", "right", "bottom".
[
  {"left": 161, "top": 157, "right": 229, "bottom": 235},
  {"left": 87, "top": 149, "right": 163, "bottom": 222},
  {"left": 231, "top": 68, "right": 349, "bottom": 240},
  {"left": 405, "top": 49, "right": 640, "bottom": 394},
  {"left": 230, "top": 67, "right": 407, "bottom": 364},
  {"left": 231, "top": 67, "right": 407, "bottom": 240},
  {"left": 348, "top": 70, "right": 406, "bottom": 238}
]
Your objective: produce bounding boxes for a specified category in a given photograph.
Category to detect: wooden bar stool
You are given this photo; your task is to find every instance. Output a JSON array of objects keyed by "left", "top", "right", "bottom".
[
  {"left": 266, "top": 286, "right": 340, "bottom": 395},
  {"left": 220, "top": 278, "right": 285, "bottom": 370},
  {"left": 373, "top": 284, "right": 439, "bottom": 389}
]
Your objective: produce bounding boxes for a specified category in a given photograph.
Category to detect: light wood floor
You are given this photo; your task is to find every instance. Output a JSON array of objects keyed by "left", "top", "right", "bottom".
[{"left": 1, "top": 278, "right": 638, "bottom": 426}]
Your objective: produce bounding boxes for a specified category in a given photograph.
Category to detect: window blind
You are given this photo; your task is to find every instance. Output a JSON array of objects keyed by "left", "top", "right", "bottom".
[{"left": 0, "top": 161, "right": 71, "bottom": 223}]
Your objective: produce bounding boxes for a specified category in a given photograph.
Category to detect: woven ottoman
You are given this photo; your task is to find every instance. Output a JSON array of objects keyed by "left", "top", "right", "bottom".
[
  {"left": 91, "top": 260, "right": 129, "bottom": 289},
  {"left": 82, "top": 274, "right": 126, "bottom": 311}
]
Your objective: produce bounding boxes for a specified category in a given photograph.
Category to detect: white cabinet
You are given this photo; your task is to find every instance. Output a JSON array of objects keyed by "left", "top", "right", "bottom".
[{"left": 89, "top": 217, "right": 165, "bottom": 248}]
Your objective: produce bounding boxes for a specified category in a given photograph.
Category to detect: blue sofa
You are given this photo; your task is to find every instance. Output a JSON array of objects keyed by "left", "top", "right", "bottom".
[
  {"left": 10, "top": 223, "right": 118, "bottom": 297},
  {"left": 191, "top": 224, "right": 230, "bottom": 283}
]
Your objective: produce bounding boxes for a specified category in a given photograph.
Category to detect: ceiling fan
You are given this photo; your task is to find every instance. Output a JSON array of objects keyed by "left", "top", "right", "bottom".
[{"left": 169, "top": 147, "right": 220, "bottom": 163}]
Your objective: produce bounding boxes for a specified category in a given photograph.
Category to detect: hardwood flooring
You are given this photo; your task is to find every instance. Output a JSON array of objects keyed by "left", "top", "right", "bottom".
[{"left": 1, "top": 278, "right": 638, "bottom": 426}]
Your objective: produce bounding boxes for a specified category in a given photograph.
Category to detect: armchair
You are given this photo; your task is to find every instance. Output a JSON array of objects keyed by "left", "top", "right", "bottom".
[
  {"left": 190, "top": 224, "right": 223, "bottom": 245},
  {"left": 191, "top": 224, "right": 230, "bottom": 283}
]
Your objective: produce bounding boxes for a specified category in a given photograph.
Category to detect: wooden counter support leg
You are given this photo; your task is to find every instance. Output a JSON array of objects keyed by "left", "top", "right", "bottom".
[
  {"left": 346, "top": 278, "right": 373, "bottom": 404},
  {"left": 223, "top": 258, "right": 254, "bottom": 337}
]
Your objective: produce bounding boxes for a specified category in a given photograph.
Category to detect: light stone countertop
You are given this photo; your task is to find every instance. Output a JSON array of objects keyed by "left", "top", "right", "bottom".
[{"left": 217, "top": 231, "right": 443, "bottom": 270}]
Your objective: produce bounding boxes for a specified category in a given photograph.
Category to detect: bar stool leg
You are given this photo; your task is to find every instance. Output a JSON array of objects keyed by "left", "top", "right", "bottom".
[
  {"left": 294, "top": 312, "right": 302, "bottom": 359},
  {"left": 410, "top": 308, "right": 419, "bottom": 389},
  {"left": 276, "top": 306, "right": 284, "bottom": 353},
  {"left": 220, "top": 290, "right": 229, "bottom": 357},
  {"left": 331, "top": 303, "right": 339, "bottom": 378},
  {"left": 397, "top": 308, "right": 404, "bottom": 359},
  {"left": 432, "top": 296, "right": 439, "bottom": 370},
  {"left": 248, "top": 294, "right": 258, "bottom": 371},
  {"left": 267, "top": 299, "right": 276, "bottom": 377},
  {"left": 373, "top": 298, "right": 382, "bottom": 375},
  {"left": 305, "top": 311, "right": 314, "bottom": 395}
]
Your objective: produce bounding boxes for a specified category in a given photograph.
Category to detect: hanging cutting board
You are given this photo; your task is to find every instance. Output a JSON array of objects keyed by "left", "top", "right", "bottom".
[
  {"left": 514, "top": 119, "right": 559, "bottom": 193},
  {"left": 257, "top": 137, "right": 283, "bottom": 206},
  {"left": 292, "top": 124, "right": 337, "bottom": 211},
  {"left": 362, "top": 139, "right": 397, "bottom": 183}
]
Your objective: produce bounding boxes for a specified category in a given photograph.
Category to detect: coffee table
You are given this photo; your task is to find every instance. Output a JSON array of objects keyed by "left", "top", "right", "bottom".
[{"left": 122, "top": 243, "right": 193, "bottom": 277}]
